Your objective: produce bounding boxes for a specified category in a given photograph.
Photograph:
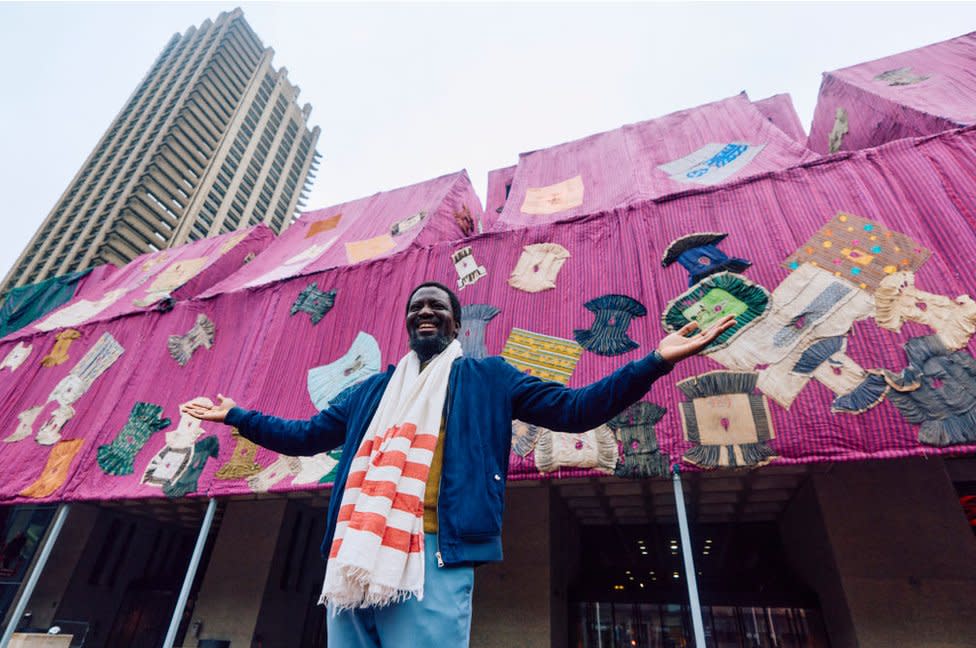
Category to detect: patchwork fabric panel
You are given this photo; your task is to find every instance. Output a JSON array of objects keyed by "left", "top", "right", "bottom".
[
  {"left": 452, "top": 246, "right": 487, "bottom": 290},
  {"left": 521, "top": 175, "right": 584, "bottom": 215},
  {"left": 20, "top": 439, "right": 84, "bottom": 499},
  {"left": 290, "top": 283, "right": 337, "bottom": 325},
  {"left": 534, "top": 425, "right": 618, "bottom": 474},
  {"left": 135, "top": 257, "right": 211, "bottom": 306},
  {"left": 390, "top": 211, "right": 426, "bottom": 236},
  {"left": 508, "top": 243, "right": 571, "bottom": 293},
  {"left": 459, "top": 305, "right": 501, "bottom": 360},
  {"left": 500, "top": 328, "right": 583, "bottom": 384},
  {"left": 658, "top": 142, "right": 765, "bottom": 186},
  {"left": 453, "top": 205, "right": 475, "bottom": 237},
  {"left": 41, "top": 329, "right": 81, "bottom": 367},
  {"left": 607, "top": 401, "right": 669, "bottom": 479},
  {"left": 97, "top": 402, "right": 171, "bottom": 477},
  {"left": 574, "top": 294, "right": 647, "bottom": 356},
  {"left": 678, "top": 371, "right": 776, "bottom": 468},
  {"left": 306, "top": 331, "right": 381, "bottom": 410},
  {"left": 828, "top": 108, "right": 848, "bottom": 154},
  {"left": 874, "top": 67, "right": 930, "bottom": 86},
  {"left": 218, "top": 230, "right": 250, "bottom": 254},
  {"left": 345, "top": 234, "right": 397, "bottom": 264},
  {"left": 168, "top": 314, "right": 216, "bottom": 366},
  {"left": 1, "top": 342, "right": 33, "bottom": 372},
  {"left": 783, "top": 212, "right": 931, "bottom": 291},
  {"left": 661, "top": 232, "right": 752, "bottom": 287},
  {"left": 163, "top": 435, "right": 219, "bottom": 498},
  {"left": 875, "top": 272, "right": 976, "bottom": 350},
  {"left": 306, "top": 214, "right": 341, "bottom": 238},
  {"left": 511, "top": 420, "right": 544, "bottom": 457},
  {"left": 35, "top": 289, "right": 126, "bottom": 331},
  {"left": 243, "top": 239, "right": 337, "bottom": 288},
  {"left": 662, "top": 272, "right": 770, "bottom": 351},
  {"left": 214, "top": 428, "right": 263, "bottom": 480}
]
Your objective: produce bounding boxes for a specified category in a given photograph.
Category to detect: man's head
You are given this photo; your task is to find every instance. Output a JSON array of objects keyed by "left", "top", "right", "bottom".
[{"left": 405, "top": 281, "right": 461, "bottom": 361}]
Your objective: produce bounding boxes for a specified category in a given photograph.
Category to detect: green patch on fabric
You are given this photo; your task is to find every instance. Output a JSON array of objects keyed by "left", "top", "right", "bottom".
[
  {"left": 663, "top": 272, "right": 770, "bottom": 351},
  {"left": 680, "top": 288, "right": 748, "bottom": 329}
]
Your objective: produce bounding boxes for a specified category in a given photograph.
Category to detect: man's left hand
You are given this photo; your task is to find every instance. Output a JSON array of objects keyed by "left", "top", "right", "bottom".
[{"left": 656, "top": 315, "right": 736, "bottom": 364}]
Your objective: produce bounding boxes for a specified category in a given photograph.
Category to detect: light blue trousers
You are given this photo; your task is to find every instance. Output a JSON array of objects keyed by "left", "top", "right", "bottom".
[{"left": 326, "top": 533, "right": 475, "bottom": 648}]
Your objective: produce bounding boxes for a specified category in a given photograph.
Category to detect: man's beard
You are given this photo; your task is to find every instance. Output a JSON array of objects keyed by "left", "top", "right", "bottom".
[{"left": 410, "top": 334, "right": 453, "bottom": 361}]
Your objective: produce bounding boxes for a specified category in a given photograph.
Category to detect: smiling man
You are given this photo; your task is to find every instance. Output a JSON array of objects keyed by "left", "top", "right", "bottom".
[{"left": 182, "top": 280, "right": 733, "bottom": 648}]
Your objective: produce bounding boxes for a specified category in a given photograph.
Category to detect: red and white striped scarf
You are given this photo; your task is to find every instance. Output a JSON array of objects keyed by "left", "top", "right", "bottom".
[{"left": 320, "top": 339, "right": 462, "bottom": 610}]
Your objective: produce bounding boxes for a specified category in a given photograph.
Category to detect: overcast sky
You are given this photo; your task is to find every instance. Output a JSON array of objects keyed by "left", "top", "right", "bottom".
[{"left": 2, "top": 2, "right": 974, "bottom": 282}]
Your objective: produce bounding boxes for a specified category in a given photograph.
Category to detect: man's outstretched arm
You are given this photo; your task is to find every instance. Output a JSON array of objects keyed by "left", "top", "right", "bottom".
[
  {"left": 510, "top": 316, "right": 735, "bottom": 432},
  {"left": 181, "top": 394, "right": 348, "bottom": 457}
]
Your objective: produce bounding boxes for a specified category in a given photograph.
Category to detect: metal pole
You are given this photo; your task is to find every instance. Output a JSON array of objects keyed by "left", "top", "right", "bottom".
[
  {"left": 0, "top": 503, "right": 71, "bottom": 648},
  {"left": 672, "top": 467, "right": 707, "bottom": 647},
  {"left": 162, "top": 497, "right": 217, "bottom": 648}
]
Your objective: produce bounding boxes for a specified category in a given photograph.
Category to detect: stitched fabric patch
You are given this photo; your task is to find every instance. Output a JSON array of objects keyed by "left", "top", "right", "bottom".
[
  {"left": 243, "top": 239, "right": 338, "bottom": 288},
  {"left": 459, "top": 304, "right": 501, "bottom": 360},
  {"left": 658, "top": 143, "right": 765, "bottom": 186},
  {"left": 874, "top": 67, "right": 930, "bottom": 86},
  {"left": 501, "top": 328, "right": 583, "bottom": 384},
  {"left": 168, "top": 313, "right": 215, "bottom": 366},
  {"left": 508, "top": 243, "right": 570, "bottom": 293},
  {"left": 214, "top": 428, "right": 263, "bottom": 480},
  {"left": 661, "top": 232, "right": 752, "bottom": 287},
  {"left": 163, "top": 435, "right": 219, "bottom": 498},
  {"left": 521, "top": 175, "right": 584, "bottom": 215},
  {"left": 20, "top": 439, "right": 84, "bottom": 499},
  {"left": 886, "top": 335, "right": 976, "bottom": 448},
  {"left": 511, "top": 420, "right": 544, "bottom": 457},
  {"left": 248, "top": 455, "right": 302, "bottom": 493},
  {"left": 307, "top": 331, "right": 381, "bottom": 409},
  {"left": 390, "top": 211, "right": 426, "bottom": 236},
  {"left": 1, "top": 342, "right": 33, "bottom": 372},
  {"left": 828, "top": 108, "right": 848, "bottom": 153},
  {"left": 534, "top": 425, "right": 617, "bottom": 474},
  {"left": 307, "top": 214, "right": 342, "bottom": 238},
  {"left": 35, "top": 289, "right": 126, "bottom": 331},
  {"left": 607, "top": 402, "right": 669, "bottom": 479},
  {"left": 662, "top": 272, "right": 770, "bottom": 351},
  {"left": 678, "top": 371, "right": 776, "bottom": 468},
  {"left": 218, "top": 230, "right": 250, "bottom": 254},
  {"left": 97, "top": 402, "right": 171, "bottom": 477},
  {"left": 574, "top": 294, "right": 646, "bottom": 356},
  {"left": 452, "top": 246, "right": 487, "bottom": 290},
  {"left": 134, "top": 257, "right": 211, "bottom": 306},
  {"left": 142, "top": 397, "right": 212, "bottom": 488},
  {"left": 875, "top": 271, "right": 976, "bottom": 350},
  {"left": 453, "top": 205, "right": 475, "bottom": 237},
  {"left": 290, "top": 283, "right": 337, "bottom": 325},
  {"left": 40, "top": 329, "right": 81, "bottom": 368},
  {"left": 345, "top": 234, "right": 397, "bottom": 264},
  {"left": 784, "top": 212, "right": 931, "bottom": 292}
]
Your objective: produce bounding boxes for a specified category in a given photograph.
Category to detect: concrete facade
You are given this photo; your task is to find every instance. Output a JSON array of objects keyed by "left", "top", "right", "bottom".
[{"left": 1, "top": 8, "right": 321, "bottom": 294}]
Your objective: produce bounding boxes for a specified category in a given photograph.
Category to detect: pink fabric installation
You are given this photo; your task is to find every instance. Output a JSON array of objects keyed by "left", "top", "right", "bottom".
[
  {"left": 752, "top": 94, "right": 808, "bottom": 145},
  {"left": 201, "top": 171, "right": 486, "bottom": 295},
  {"left": 808, "top": 32, "right": 976, "bottom": 154},
  {"left": 5, "top": 123, "right": 976, "bottom": 503},
  {"left": 493, "top": 92, "right": 818, "bottom": 229},
  {"left": 484, "top": 165, "right": 517, "bottom": 227},
  {"left": 3, "top": 225, "right": 274, "bottom": 341}
]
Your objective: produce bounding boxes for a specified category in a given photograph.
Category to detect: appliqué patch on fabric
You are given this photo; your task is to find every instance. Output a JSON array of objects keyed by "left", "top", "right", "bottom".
[
  {"left": 307, "top": 331, "right": 382, "bottom": 410},
  {"left": 163, "top": 435, "right": 220, "bottom": 498},
  {"left": 390, "top": 211, "right": 427, "bottom": 237},
  {"left": 453, "top": 205, "right": 475, "bottom": 237},
  {"left": 663, "top": 272, "right": 770, "bottom": 351},
  {"left": 507, "top": 243, "right": 570, "bottom": 293},
  {"left": 247, "top": 455, "right": 302, "bottom": 493},
  {"left": 607, "top": 401, "right": 669, "bottom": 479},
  {"left": 658, "top": 142, "right": 765, "bottom": 186},
  {"left": 459, "top": 304, "right": 500, "bottom": 360},
  {"left": 292, "top": 452, "right": 340, "bottom": 485},
  {"left": 451, "top": 246, "right": 487, "bottom": 290},
  {"left": 97, "top": 402, "right": 171, "bottom": 477},
  {"left": 783, "top": 212, "right": 930, "bottom": 291},
  {"left": 40, "top": 329, "right": 82, "bottom": 368},
  {"left": 521, "top": 175, "right": 585, "bottom": 215},
  {"left": 678, "top": 371, "right": 776, "bottom": 468},
  {"left": 20, "top": 439, "right": 84, "bottom": 499},
  {"left": 511, "top": 420, "right": 544, "bottom": 457},
  {"left": 828, "top": 108, "right": 848, "bottom": 153},
  {"left": 875, "top": 271, "right": 976, "bottom": 350},
  {"left": 306, "top": 214, "right": 342, "bottom": 238},
  {"left": 143, "top": 397, "right": 212, "bottom": 487},
  {"left": 135, "top": 257, "right": 210, "bottom": 306},
  {"left": 1, "top": 342, "right": 33, "bottom": 372},
  {"left": 6, "top": 405, "right": 44, "bottom": 443},
  {"left": 345, "top": 234, "right": 397, "bottom": 264},
  {"left": 534, "top": 425, "right": 618, "bottom": 474},
  {"left": 574, "top": 294, "right": 647, "bottom": 356},
  {"left": 35, "top": 289, "right": 126, "bottom": 331},
  {"left": 885, "top": 335, "right": 976, "bottom": 447},
  {"left": 661, "top": 232, "right": 752, "bottom": 287},
  {"left": 243, "top": 239, "right": 338, "bottom": 288},
  {"left": 874, "top": 67, "right": 930, "bottom": 86},
  {"left": 214, "top": 428, "right": 263, "bottom": 480},
  {"left": 168, "top": 313, "right": 216, "bottom": 366},
  {"left": 501, "top": 328, "right": 583, "bottom": 385},
  {"left": 218, "top": 230, "right": 250, "bottom": 254},
  {"left": 290, "top": 283, "right": 337, "bottom": 325},
  {"left": 784, "top": 335, "right": 891, "bottom": 414}
]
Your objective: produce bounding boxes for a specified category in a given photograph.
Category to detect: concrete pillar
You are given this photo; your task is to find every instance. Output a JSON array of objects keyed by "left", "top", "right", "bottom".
[
  {"left": 191, "top": 499, "right": 287, "bottom": 647},
  {"left": 781, "top": 458, "right": 976, "bottom": 648},
  {"left": 471, "top": 484, "right": 552, "bottom": 648}
]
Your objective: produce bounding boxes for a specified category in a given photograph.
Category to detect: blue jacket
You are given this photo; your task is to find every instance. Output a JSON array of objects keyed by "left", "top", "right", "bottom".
[{"left": 225, "top": 352, "right": 672, "bottom": 566}]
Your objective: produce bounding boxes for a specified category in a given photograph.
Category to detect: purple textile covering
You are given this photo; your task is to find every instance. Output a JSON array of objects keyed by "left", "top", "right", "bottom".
[
  {"left": 484, "top": 165, "right": 517, "bottom": 226},
  {"left": 2, "top": 226, "right": 273, "bottom": 341},
  {"left": 3, "top": 124, "right": 976, "bottom": 502},
  {"left": 493, "top": 93, "right": 818, "bottom": 229},
  {"left": 201, "top": 171, "right": 485, "bottom": 295},
  {"left": 808, "top": 32, "right": 976, "bottom": 154},
  {"left": 752, "top": 94, "right": 808, "bottom": 144}
]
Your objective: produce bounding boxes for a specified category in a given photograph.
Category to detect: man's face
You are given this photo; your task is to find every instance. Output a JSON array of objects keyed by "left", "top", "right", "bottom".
[{"left": 406, "top": 286, "right": 458, "bottom": 359}]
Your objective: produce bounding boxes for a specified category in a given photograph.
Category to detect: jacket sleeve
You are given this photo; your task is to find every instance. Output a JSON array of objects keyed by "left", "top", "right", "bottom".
[
  {"left": 507, "top": 352, "right": 673, "bottom": 432},
  {"left": 224, "top": 398, "right": 349, "bottom": 457}
]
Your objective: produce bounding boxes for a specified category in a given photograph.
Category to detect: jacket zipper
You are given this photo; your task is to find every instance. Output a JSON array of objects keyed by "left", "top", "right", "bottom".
[{"left": 435, "top": 371, "right": 455, "bottom": 569}]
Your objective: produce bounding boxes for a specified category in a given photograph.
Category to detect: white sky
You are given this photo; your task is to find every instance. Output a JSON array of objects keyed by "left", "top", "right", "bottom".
[{"left": 2, "top": 1, "right": 975, "bottom": 282}]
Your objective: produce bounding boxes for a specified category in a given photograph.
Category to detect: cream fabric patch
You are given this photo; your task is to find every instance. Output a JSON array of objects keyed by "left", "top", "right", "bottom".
[
  {"left": 658, "top": 143, "right": 765, "bottom": 186},
  {"left": 345, "top": 234, "right": 397, "bottom": 264},
  {"left": 521, "top": 175, "right": 584, "bottom": 215}
]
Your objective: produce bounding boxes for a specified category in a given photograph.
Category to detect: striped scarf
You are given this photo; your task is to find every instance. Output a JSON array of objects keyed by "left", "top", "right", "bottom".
[{"left": 320, "top": 339, "right": 462, "bottom": 610}]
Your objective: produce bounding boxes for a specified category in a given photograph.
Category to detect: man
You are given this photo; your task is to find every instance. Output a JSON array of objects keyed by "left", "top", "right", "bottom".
[{"left": 182, "top": 281, "right": 733, "bottom": 647}]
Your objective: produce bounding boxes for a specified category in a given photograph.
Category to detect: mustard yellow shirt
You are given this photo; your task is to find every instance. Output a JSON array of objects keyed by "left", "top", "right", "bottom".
[{"left": 423, "top": 418, "right": 446, "bottom": 533}]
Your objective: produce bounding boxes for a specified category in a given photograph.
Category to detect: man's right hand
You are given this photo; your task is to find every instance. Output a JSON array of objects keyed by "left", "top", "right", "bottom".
[{"left": 181, "top": 394, "right": 237, "bottom": 423}]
